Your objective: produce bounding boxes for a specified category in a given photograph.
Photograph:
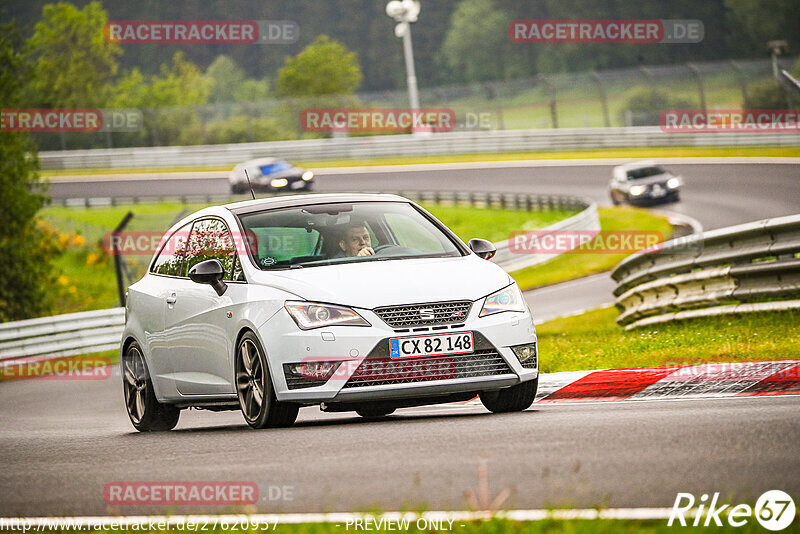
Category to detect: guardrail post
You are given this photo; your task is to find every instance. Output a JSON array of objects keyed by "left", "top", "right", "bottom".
[{"left": 112, "top": 211, "right": 135, "bottom": 307}]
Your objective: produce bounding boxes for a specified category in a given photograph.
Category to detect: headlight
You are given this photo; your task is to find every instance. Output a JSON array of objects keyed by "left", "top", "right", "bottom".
[
  {"left": 667, "top": 177, "right": 681, "bottom": 189},
  {"left": 302, "top": 170, "right": 314, "bottom": 181},
  {"left": 629, "top": 185, "right": 647, "bottom": 196},
  {"left": 270, "top": 178, "right": 288, "bottom": 188},
  {"left": 480, "top": 283, "right": 526, "bottom": 317},
  {"left": 285, "top": 301, "right": 371, "bottom": 330}
]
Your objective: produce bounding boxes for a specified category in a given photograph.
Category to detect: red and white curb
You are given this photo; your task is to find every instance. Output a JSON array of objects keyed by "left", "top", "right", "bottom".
[{"left": 457, "top": 360, "right": 800, "bottom": 406}]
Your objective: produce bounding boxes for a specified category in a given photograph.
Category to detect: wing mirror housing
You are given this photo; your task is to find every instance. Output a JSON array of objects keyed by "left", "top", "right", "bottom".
[
  {"left": 468, "top": 238, "right": 496, "bottom": 260},
  {"left": 188, "top": 259, "right": 228, "bottom": 296}
]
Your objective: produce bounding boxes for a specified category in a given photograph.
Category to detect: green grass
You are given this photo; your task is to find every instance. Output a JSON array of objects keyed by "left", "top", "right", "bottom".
[
  {"left": 537, "top": 307, "right": 800, "bottom": 373},
  {"left": 39, "top": 201, "right": 574, "bottom": 315},
  {"left": 422, "top": 204, "right": 576, "bottom": 244},
  {"left": 511, "top": 207, "right": 673, "bottom": 290},
  {"left": 40, "top": 146, "right": 800, "bottom": 178}
]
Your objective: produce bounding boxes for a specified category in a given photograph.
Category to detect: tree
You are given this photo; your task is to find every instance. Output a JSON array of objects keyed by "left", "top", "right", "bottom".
[
  {"left": 440, "top": 0, "right": 527, "bottom": 82},
  {"left": 110, "top": 52, "right": 211, "bottom": 145},
  {"left": 0, "top": 23, "right": 57, "bottom": 321},
  {"left": 26, "top": 1, "right": 121, "bottom": 107},
  {"left": 276, "top": 35, "right": 362, "bottom": 97},
  {"left": 206, "top": 55, "right": 246, "bottom": 103}
]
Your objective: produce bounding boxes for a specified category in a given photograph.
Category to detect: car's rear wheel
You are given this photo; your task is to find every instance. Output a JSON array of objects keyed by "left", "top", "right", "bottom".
[
  {"left": 123, "top": 342, "right": 180, "bottom": 432},
  {"left": 479, "top": 378, "right": 538, "bottom": 413},
  {"left": 236, "top": 332, "right": 299, "bottom": 429},
  {"left": 356, "top": 407, "right": 395, "bottom": 419}
]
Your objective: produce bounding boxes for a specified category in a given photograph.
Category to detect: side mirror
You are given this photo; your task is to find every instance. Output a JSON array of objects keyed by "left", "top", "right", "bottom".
[
  {"left": 468, "top": 238, "right": 496, "bottom": 260},
  {"left": 188, "top": 259, "right": 228, "bottom": 296}
]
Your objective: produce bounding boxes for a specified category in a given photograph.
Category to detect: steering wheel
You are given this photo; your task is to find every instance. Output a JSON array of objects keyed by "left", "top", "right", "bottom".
[{"left": 372, "top": 244, "right": 394, "bottom": 254}]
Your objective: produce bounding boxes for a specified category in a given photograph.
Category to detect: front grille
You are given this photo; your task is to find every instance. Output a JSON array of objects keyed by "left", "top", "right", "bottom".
[
  {"left": 374, "top": 300, "right": 472, "bottom": 329},
  {"left": 342, "top": 348, "right": 513, "bottom": 389}
]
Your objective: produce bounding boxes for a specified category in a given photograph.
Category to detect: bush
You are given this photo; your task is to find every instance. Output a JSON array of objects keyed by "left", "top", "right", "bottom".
[
  {"left": 619, "top": 87, "right": 693, "bottom": 126},
  {"left": 746, "top": 79, "right": 790, "bottom": 109}
]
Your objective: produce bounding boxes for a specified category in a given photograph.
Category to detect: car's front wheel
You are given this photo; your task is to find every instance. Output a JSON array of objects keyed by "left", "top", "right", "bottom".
[
  {"left": 122, "top": 342, "right": 180, "bottom": 432},
  {"left": 479, "top": 378, "right": 538, "bottom": 413},
  {"left": 235, "top": 332, "right": 299, "bottom": 429}
]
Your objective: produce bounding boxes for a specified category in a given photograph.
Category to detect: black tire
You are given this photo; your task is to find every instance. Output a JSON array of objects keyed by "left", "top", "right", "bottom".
[
  {"left": 479, "top": 378, "right": 538, "bottom": 413},
  {"left": 231, "top": 183, "right": 247, "bottom": 194},
  {"left": 235, "top": 332, "right": 299, "bottom": 429},
  {"left": 610, "top": 192, "right": 621, "bottom": 206},
  {"left": 122, "top": 342, "right": 180, "bottom": 432},
  {"left": 356, "top": 407, "right": 395, "bottom": 419}
]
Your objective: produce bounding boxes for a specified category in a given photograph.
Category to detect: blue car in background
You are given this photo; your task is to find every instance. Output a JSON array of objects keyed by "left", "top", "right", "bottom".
[{"left": 229, "top": 157, "right": 314, "bottom": 194}]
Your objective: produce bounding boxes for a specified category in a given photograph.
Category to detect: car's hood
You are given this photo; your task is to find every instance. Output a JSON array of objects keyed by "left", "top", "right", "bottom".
[{"left": 247, "top": 255, "right": 511, "bottom": 309}]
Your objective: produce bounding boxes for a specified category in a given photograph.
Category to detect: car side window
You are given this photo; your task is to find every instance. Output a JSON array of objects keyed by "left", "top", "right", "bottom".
[
  {"left": 184, "top": 218, "right": 237, "bottom": 281},
  {"left": 150, "top": 222, "right": 192, "bottom": 277}
]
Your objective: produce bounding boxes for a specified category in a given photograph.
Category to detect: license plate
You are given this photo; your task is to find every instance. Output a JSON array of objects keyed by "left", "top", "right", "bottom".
[
  {"left": 389, "top": 332, "right": 474, "bottom": 359},
  {"left": 290, "top": 180, "right": 305, "bottom": 190},
  {"left": 651, "top": 186, "right": 666, "bottom": 197}
]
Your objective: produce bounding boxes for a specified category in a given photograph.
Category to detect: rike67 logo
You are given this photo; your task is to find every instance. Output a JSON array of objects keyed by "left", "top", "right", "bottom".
[{"left": 669, "top": 490, "right": 796, "bottom": 530}]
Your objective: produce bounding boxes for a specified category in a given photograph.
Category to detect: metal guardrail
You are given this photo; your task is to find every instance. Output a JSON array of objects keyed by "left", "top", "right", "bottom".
[
  {"left": 39, "top": 126, "right": 800, "bottom": 170},
  {"left": 0, "top": 308, "right": 125, "bottom": 361},
  {"left": 611, "top": 214, "right": 800, "bottom": 329},
  {"left": 4, "top": 191, "right": 598, "bottom": 360}
]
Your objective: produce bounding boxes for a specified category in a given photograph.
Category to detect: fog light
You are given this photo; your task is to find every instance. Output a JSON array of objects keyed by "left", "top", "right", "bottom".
[
  {"left": 511, "top": 343, "right": 537, "bottom": 364},
  {"left": 285, "top": 361, "right": 341, "bottom": 380},
  {"left": 270, "top": 178, "right": 288, "bottom": 188}
]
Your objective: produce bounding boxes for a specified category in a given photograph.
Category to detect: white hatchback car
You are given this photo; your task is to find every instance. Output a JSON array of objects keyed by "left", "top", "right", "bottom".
[{"left": 121, "top": 194, "right": 539, "bottom": 431}]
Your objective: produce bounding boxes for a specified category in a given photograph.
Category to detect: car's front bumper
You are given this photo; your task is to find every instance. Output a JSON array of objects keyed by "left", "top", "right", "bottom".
[{"left": 256, "top": 304, "right": 538, "bottom": 404}]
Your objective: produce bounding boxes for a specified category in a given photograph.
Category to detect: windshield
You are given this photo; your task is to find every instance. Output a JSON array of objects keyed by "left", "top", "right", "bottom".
[
  {"left": 626, "top": 166, "right": 667, "bottom": 180},
  {"left": 237, "top": 202, "right": 464, "bottom": 270},
  {"left": 259, "top": 160, "right": 292, "bottom": 175}
]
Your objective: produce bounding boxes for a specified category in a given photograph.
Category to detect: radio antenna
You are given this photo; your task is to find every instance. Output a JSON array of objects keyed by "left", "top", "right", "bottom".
[{"left": 243, "top": 169, "right": 256, "bottom": 200}]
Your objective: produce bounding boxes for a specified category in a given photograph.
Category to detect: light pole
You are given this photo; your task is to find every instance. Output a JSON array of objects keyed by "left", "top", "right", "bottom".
[
  {"left": 767, "top": 40, "right": 788, "bottom": 79},
  {"left": 386, "top": 0, "right": 421, "bottom": 114}
]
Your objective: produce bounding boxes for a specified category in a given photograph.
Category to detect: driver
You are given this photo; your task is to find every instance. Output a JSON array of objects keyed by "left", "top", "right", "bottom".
[{"left": 334, "top": 222, "right": 374, "bottom": 257}]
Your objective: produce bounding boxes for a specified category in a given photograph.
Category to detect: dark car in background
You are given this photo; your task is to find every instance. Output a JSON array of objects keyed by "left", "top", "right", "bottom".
[
  {"left": 609, "top": 161, "right": 683, "bottom": 206},
  {"left": 229, "top": 157, "right": 314, "bottom": 194}
]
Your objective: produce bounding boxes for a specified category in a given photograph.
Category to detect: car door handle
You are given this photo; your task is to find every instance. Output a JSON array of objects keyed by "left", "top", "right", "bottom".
[{"left": 166, "top": 295, "right": 177, "bottom": 304}]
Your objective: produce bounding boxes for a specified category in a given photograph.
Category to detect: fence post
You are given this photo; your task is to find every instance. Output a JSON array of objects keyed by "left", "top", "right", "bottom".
[
  {"left": 112, "top": 211, "right": 135, "bottom": 307},
  {"left": 687, "top": 63, "right": 707, "bottom": 111},
  {"left": 592, "top": 71, "right": 611, "bottom": 127},
  {"left": 729, "top": 60, "right": 750, "bottom": 109}
]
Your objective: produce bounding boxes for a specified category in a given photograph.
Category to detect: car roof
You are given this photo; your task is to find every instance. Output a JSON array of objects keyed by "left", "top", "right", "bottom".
[
  {"left": 615, "top": 160, "right": 661, "bottom": 171},
  {"left": 224, "top": 193, "right": 410, "bottom": 215}
]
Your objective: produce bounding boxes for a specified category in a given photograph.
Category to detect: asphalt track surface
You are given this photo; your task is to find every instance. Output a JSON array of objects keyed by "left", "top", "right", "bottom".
[
  {"left": 1, "top": 374, "right": 798, "bottom": 516},
  {"left": 1, "top": 160, "right": 797, "bottom": 517}
]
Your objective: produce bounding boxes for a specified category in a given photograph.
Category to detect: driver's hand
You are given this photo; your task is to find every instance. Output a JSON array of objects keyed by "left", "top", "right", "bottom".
[{"left": 357, "top": 247, "right": 375, "bottom": 256}]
